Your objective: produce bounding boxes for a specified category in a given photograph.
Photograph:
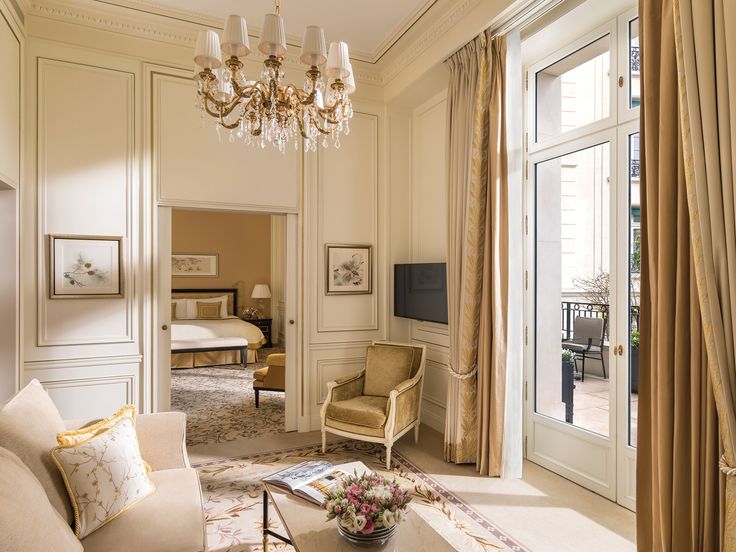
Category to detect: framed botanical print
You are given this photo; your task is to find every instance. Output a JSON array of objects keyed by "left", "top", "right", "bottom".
[
  {"left": 171, "top": 253, "right": 219, "bottom": 277},
  {"left": 49, "top": 235, "right": 123, "bottom": 299},
  {"left": 325, "top": 244, "right": 372, "bottom": 295}
]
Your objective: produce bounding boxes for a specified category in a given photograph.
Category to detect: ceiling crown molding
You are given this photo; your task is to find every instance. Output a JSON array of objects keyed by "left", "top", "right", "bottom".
[
  {"left": 26, "top": 0, "right": 385, "bottom": 84},
  {"left": 99, "top": 0, "right": 439, "bottom": 65},
  {"left": 380, "top": 0, "right": 482, "bottom": 85}
]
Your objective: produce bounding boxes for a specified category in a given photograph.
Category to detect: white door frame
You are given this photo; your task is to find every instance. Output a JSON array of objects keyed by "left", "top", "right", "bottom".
[
  {"left": 523, "top": 5, "right": 639, "bottom": 508},
  {"left": 152, "top": 206, "right": 300, "bottom": 433},
  {"left": 525, "top": 129, "right": 619, "bottom": 500}
]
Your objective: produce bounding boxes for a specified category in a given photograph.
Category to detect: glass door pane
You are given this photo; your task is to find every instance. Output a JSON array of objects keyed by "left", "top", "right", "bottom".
[
  {"left": 628, "top": 131, "right": 640, "bottom": 447},
  {"left": 535, "top": 35, "right": 611, "bottom": 142},
  {"left": 535, "top": 142, "right": 611, "bottom": 437},
  {"left": 629, "top": 19, "right": 640, "bottom": 109}
]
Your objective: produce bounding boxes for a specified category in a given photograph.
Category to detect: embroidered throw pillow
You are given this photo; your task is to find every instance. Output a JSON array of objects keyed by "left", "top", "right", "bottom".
[
  {"left": 51, "top": 416, "right": 155, "bottom": 538},
  {"left": 196, "top": 300, "right": 222, "bottom": 319},
  {"left": 56, "top": 405, "right": 151, "bottom": 473}
]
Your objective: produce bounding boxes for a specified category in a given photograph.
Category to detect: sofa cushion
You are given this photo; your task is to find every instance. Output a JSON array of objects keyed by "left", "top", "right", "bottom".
[
  {"left": 80, "top": 468, "right": 206, "bottom": 552},
  {"left": 363, "top": 344, "right": 415, "bottom": 397},
  {"left": 0, "top": 379, "right": 73, "bottom": 525},
  {"left": 51, "top": 416, "right": 156, "bottom": 538},
  {"left": 326, "top": 395, "right": 388, "bottom": 428},
  {"left": 0, "top": 446, "right": 82, "bottom": 552},
  {"left": 325, "top": 418, "right": 385, "bottom": 438}
]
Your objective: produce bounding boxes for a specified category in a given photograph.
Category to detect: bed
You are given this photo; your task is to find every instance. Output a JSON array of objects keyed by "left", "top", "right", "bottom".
[{"left": 170, "top": 288, "right": 266, "bottom": 368}]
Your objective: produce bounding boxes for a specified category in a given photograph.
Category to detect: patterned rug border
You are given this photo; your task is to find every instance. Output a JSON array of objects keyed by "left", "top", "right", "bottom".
[{"left": 192, "top": 439, "right": 529, "bottom": 551}]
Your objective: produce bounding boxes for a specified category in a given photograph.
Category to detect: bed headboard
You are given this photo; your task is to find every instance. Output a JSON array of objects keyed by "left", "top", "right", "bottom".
[{"left": 172, "top": 288, "right": 238, "bottom": 316}]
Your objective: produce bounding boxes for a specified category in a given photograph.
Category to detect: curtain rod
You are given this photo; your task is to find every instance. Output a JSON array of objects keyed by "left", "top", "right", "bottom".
[{"left": 444, "top": 0, "right": 564, "bottom": 61}]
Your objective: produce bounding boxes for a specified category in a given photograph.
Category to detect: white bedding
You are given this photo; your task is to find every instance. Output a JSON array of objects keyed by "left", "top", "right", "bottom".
[{"left": 171, "top": 316, "right": 266, "bottom": 349}]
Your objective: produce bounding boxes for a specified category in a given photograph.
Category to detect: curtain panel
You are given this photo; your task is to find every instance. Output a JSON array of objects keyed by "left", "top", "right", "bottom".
[
  {"left": 638, "top": 0, "right": 727, "bottom": 549},
  {"left": 443, "top": 31, "right": 509, "bottom": 477},
  {"left": 673, "top": 0, "right": 736, "bottom": 548}
]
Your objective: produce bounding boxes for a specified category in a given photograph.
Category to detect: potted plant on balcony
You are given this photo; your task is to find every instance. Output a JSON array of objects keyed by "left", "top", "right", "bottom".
[
  {"left": 561, "top": 349, "right": 575, "bottom": 423},
  {"left": 630, "top": 329, "right": 640, "bottom": 394}
]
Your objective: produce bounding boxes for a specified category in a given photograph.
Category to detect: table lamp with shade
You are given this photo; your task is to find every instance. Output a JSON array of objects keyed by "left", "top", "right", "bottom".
[{"left": 251, "top": 284, "right": 272, "bottom": 318}]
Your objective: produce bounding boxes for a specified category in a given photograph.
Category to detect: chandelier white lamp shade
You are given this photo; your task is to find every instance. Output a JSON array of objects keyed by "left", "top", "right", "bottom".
[{"left": 192, "top": 0, "right": 355, "bottom": 153}]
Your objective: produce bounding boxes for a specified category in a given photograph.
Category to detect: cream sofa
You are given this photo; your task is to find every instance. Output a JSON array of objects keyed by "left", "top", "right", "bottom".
[{"left": 0, "top": 380, "right": 206, "bottom": 552}]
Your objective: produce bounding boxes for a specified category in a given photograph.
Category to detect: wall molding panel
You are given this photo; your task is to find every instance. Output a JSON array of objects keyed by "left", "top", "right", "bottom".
[{"left": 35, "top": 57, "right": 138, "bottom": 348}]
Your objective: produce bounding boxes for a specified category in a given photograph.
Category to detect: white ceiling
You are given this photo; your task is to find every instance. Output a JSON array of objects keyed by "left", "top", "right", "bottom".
[{"left": 103, "top": 0, "right": 438, "bottom": 62}]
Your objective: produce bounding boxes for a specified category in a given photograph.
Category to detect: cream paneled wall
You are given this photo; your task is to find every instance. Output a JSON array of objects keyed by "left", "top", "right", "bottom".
[
  {"left": 408, "top": 91, "right": 449, "bottom": 433},
  {"left": 152, "top": 69, "right": 300, "bottom": 214},
  {"left": 305, "top": 106, "right": 389, "bottom": 428},
  {"left": 22, "top": 42, "right": 144, "bottom": 416}
]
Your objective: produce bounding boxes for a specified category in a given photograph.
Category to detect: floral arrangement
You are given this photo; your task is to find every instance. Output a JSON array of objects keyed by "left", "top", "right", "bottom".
[
  {"left": 324, "top": 472, "right": 411, "bottom": 535},
  {"left": 242, "top": 306, "right": 260, "bottom": 319}
]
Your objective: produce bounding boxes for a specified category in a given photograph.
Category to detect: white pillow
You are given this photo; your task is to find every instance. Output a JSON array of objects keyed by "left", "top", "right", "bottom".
[
  {"left": 50, "top": 416, "right": 155, "bottom": 538},
  {"left": 172, "top": 299, "right": 188, "bottom": 320},
  {"left": 186, "top": 296, "right": 227, "bottom": 319}
]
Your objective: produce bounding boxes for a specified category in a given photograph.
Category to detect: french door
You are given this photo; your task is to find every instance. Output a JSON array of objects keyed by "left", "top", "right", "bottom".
[{"left": 524, "top": 8, "right": 640, "bottom": 509}]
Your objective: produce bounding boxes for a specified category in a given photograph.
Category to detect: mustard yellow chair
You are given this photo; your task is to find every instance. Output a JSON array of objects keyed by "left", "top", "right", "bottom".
[
  {"left": 253, "top": 353, "right": 286, "bottom": 408},
  {"left": 320, "top": 341, "right": 427, "bottom": 469}
]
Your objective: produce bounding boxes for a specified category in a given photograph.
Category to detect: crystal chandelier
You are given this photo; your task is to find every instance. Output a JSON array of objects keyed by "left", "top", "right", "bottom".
[{"left": 193, "top": 0, "right": 355, "bottom": 153}]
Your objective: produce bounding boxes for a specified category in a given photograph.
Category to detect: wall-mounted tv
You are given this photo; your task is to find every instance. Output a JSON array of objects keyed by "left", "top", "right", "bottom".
[{"left": 394, "top": 263, "right": 448, "bottom": 325}]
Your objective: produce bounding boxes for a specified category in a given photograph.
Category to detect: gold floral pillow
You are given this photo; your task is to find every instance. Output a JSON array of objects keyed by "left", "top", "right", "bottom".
[
  {"left": 56, "top": 404, "right": 151, "bottom": 473},
  {"left": 56, "top": 404, "right": 137, "bottom": 446},
  {"left": 50, "top": 416, "right": 155, "bottom": 538}
]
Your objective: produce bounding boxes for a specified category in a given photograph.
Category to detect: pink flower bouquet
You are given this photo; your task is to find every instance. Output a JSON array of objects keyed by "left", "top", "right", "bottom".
[{"left": 324, "top": 472, "right": 411, "bottom": 536}]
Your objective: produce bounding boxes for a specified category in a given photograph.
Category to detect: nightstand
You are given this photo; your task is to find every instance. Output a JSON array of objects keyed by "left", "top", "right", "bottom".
[{"left": 244, "top": 317, "right": 272, "bottom": 348}]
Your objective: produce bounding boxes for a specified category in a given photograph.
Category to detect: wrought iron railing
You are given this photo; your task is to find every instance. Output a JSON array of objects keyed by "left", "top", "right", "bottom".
[
  {"left": 561, "top": 301, "right": 641, "bottom": 341},
  {"left": 631, "top": 46, "right": 640, "bottom": 72},
  {"left": 631, "top": 158, "right": 640, "bottom": 178}
]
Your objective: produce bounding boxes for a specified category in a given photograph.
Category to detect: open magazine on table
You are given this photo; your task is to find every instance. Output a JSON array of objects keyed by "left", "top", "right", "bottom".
[{"left": 263, "top": 460, "right": 369, "bottom": 506}]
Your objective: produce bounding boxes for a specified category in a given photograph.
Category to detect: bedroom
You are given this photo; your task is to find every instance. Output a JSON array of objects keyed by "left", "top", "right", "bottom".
[{"left": 168, "top": 208, "right": 288, "bottom": 447}]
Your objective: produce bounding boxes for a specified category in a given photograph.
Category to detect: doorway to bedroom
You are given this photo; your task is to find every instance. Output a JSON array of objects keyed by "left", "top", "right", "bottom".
[{"left": 155, "top": 207, "right": 297, "bottom": 449}]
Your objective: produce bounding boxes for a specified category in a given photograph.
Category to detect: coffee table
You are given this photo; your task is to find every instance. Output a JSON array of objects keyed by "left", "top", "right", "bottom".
[{"left": 262, "top": 484, "right": 457, "bottom": 551}]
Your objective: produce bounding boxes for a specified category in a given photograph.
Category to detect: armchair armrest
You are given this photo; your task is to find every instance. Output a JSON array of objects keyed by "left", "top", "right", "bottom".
[
  {"left": 387, "top": 376, "right": 423, "bottom": 436},
  {"left": 331, "top": 370, "right": 365, "bottom": 402},
  {"left": 320, "top": 370, "right": 365, "bottom": 424}
]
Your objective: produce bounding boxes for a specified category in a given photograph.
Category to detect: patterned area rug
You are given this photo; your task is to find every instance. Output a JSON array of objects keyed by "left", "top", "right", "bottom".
[
  {"left": 171, "top": 348, "right": 285, "bottom": 446},
  {"left": 195, "top": 439, "right": 529, "bottom": 552}
]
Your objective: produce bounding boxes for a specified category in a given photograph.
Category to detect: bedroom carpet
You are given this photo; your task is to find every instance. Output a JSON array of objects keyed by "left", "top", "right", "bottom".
[{"left": 171, "top": 347, "right": 285, "bottom": 446}]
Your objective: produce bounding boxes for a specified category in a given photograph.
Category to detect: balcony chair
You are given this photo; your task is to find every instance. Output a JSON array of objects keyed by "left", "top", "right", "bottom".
[
  {"left": 320, "top": 341, "right": 427, "bottom": 469},
  {"left": 562, "top": 316, "right": 607, "bottom": 381}
]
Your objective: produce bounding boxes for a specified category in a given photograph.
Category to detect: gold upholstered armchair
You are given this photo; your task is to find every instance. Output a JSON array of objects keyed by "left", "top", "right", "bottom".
[{"left": 320, "top": 341, "right": 427, "bottom": 469}]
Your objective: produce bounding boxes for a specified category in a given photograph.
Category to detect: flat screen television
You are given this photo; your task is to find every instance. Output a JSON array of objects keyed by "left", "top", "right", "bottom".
[{"left": 394, "top": 263, "right": 448, "bottom": 324}]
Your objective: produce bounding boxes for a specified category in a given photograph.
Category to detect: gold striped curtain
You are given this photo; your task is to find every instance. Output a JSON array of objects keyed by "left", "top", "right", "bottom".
[
  {"left": 638, "top": 0, "right": 731, "bottom": 549},
  {"left": 444, "top": 31, "right": 509, "bottom": 476}
]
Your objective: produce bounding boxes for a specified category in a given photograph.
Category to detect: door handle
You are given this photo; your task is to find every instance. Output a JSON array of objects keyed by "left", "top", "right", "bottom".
[
  {"left": 289, "top": 319, "right": 295, "bottom": 325},
  {"left": 161, "top": 324, "right": 169, "bottom": 331},
  {"left": 613, "top": 344, "right": 623, "bottom": 356}
]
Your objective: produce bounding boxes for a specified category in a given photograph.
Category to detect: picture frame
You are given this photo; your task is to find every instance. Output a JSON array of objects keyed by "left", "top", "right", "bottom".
[
  {"left": 325, "top": 244, "right": 372, "bottom": 295},
  {"left": 49, "top": 235, "right": 123, "bottom": 299},
  {"left": 172, "top": 253, "right": 219, "bottom": 277}
]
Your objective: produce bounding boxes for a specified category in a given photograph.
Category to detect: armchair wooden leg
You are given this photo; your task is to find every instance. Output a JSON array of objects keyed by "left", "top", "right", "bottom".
[
  {"left": 321, "top": 430, "right": 326, "bottom": 453},
  {"left": 255, "top": 389, "right": 260, "bottom": 408},
  {"left": 414, "top": 424, "right": 420, "bottom": 444},
  {"left": 385, "top": 444, "right": 392, "bottom": 470}
]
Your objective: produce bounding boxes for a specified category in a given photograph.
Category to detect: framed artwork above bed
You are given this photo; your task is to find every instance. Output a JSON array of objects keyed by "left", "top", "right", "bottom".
[{"left": 172, "top": 253, "right": 218, "bottom": 277}]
